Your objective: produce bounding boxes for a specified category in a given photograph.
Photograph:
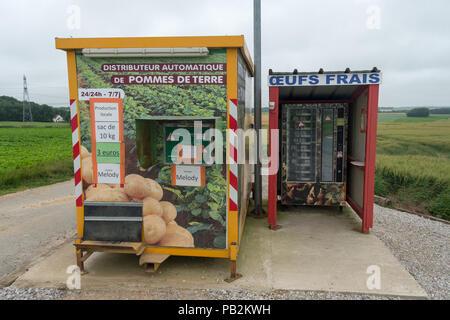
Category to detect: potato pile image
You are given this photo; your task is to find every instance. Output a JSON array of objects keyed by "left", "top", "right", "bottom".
[
  {"left": 81, "top": 146, "right": 95, "bottom": 185},
  {"left": 81, "top": 146, "right": 194, "bottom": 248},
  {"left": 126, "top": 174, "right": 194, "bottom": 248}
]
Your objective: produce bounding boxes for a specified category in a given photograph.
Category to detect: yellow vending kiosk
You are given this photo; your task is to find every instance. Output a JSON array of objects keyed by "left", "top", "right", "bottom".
[{"left": 56, "top": 36, "right": 254, "bottom": 281}]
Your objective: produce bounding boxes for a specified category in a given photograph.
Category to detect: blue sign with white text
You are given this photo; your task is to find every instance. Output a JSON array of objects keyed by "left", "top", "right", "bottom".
[{"left": 268, "top": 73, "right": 381, "bottom": 87}]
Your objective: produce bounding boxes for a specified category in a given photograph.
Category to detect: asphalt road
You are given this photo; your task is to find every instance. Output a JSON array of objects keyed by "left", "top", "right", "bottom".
[{"left": 0, "top": 180, "right": 76, "bottom": 283}]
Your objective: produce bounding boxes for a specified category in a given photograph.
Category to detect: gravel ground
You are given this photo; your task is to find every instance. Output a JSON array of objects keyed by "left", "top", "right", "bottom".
[
  {"left": 372, "top": 205, "right": 450, "bottom": 300},
  {"left": 63, "top": 288, "right": 399, "bottom": 300},
  {"left": 0, "top": 287, "right": 401, "bottom": 300},
  {"left": 0, "top": 287, "right": 65, "bottom": 300}
]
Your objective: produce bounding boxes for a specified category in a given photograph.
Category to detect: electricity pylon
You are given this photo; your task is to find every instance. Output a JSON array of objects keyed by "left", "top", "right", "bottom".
[{"left": 22, "top": 75, "right": 33, "bottom": 122}]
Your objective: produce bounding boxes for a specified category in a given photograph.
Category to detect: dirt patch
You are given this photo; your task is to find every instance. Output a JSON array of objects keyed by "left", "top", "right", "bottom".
[
  {"left": 19, "top": 196, "right": 75, "bottom": 210},
  {"left": 379, "top": 196, "right": 449, "bottom": 224},
  {"left": 389, "top": 197, "right": 433, "bottom": 216}
]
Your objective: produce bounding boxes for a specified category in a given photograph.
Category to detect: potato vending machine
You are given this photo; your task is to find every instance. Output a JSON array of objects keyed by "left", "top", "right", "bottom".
[
  {"left": 56, "top": 36, "right": 254, "bottom": 280},
  {"left": 267, "top": 69, "right": 381, "bottom": 233}
]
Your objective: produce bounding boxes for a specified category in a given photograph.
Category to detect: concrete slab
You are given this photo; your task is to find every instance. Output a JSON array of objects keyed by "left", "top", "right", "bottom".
[{"left": 11, "top": 206, "right": 427, "bottom": 298}]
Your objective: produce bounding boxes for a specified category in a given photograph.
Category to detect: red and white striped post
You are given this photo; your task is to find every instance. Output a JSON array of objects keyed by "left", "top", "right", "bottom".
[
  {"left": 70, "top": 99, "right": 83, "bottom": 207},
  {"left": 228, "top": 99, "right": 239, "bottom": 212}
]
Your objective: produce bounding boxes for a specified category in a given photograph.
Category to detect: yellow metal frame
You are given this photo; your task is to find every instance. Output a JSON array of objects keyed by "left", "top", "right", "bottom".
[
  {"left": 56, "top": 35, "right": 254, "bottom": 76},
  {"left": 143, "top": 247, "right": 229, "bottom": 258},
  {"left": 60, "top": 36, "right": 251, "bottom": 262}
]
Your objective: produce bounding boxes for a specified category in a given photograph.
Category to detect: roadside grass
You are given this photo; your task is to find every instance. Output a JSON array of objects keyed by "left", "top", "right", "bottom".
[
  {"left": 0, "top": 159, "right": 74, "bottom": 195},
  {"left": 0, "top": 122, "right": 73, "bottom": 195}
]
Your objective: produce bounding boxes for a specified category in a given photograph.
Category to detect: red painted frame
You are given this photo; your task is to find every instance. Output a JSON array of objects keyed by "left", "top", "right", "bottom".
[
  {"left": 362, "top": 84, "right": 379, "bottom": 233},
  {"left": 267, "top": 84, "right": 380, "bottom": 233},
  {"left": 268, "top": 86, "right": 280, "bottom": 229}
]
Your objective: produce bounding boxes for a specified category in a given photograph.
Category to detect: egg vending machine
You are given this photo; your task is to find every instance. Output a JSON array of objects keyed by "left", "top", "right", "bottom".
[
  {"left": 281, "top": 103, "right": 348, "bottom": 207},
  {"left": 267, "top": 69, "right": 381, "bottom": 233}
]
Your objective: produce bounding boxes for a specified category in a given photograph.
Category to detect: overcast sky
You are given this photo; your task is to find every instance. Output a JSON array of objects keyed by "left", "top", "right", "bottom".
[{"left": 0, "top": 0, "right": 449, "bottom": 108}]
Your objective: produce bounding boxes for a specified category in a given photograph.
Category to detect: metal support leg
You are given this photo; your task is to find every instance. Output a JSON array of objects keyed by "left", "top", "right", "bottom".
[
  {"left": 250, "top": 182, "right": 266, "bottom": 218},
  {"left": 76, "top": 249, "right": 92, "bottom": 274},
  {"left": 224, "top": 244, "right": 242, "bottom": 283},
  {"left": 76, "top": 249, "right": 84, "bottom": 273},
  {"left": 225, "top": 260, "right": 242, "bottom": 283}
]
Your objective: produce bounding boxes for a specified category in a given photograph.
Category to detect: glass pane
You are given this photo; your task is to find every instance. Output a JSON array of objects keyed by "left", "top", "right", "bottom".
[
  {"left": 286, "top": 107, "right": 316, "bottom": 182},
  {"left": 336, "top": 108, "right": 345, "bottom": 182},
  {"left": 321, "top": 109, "right": 334, "bottom": 182}
]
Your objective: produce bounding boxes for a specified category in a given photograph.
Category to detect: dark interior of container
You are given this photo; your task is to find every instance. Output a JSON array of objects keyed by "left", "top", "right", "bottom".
[{"left": 277, "top": 84, "right": 368, "bottom": 209}]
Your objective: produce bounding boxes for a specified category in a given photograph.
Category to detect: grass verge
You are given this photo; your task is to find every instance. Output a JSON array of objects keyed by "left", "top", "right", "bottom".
[
  {"left": 0, "top": 159, "right": 74, "bottom": 196},
  {"left": 374, "top": 171, "right": 450, "bottom": 220}
]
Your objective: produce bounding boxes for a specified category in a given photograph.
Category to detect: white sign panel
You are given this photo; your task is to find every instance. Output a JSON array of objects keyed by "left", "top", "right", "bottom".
[
  {"left": 93, "top": 102, "right": 120, "bottom": 122},
  {"left": 78, "top": 88, "right": 124, "bottom": 101},
  {"left": 97, "top": 163, "right": 121, "bottom": 184},
  {"left": 268, "top": 72, "right": 382, "bottom": 87},
  {"left": 173, "top": 165, "right": 203, "bottom": 187},
  {"left": 95, "top": 122, "right": 120, "bottom": 143}
]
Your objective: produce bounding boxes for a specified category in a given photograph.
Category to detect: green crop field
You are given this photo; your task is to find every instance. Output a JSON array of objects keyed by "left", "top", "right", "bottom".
[
  {"left": 0, "top": 122, "right": 73, "bottom": 195},
  {"left": 0, "top": 121, "right": 70, "bottom": 128},
  {"left": 376, "top": 114, "right": 450, "bottom": 219}
]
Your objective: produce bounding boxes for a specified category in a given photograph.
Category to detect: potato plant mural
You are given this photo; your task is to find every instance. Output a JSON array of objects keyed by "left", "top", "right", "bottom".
[{"left": 76, "top": 49, "right": 228, "bottom": 249}]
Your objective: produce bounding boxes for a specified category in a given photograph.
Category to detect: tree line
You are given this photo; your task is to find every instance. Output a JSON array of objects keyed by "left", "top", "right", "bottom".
[
  {"left": 407, "top": 107, "right": 450, "bottom": 117},
  {"left": 0, "top": 95, "right": 70, "bottom": 122}
]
